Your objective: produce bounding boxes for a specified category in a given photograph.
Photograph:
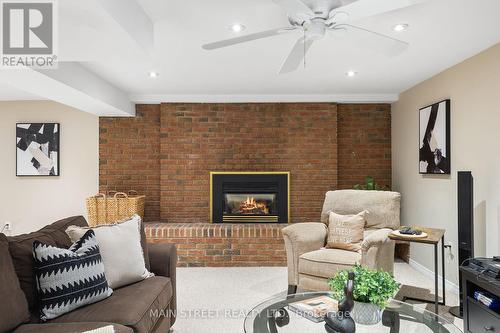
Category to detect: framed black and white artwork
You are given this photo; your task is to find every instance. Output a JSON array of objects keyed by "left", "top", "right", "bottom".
[
  {"left": 16, "top": 123, "right": 60, "bottom": 176},
  {"left": 419, "top": 99, "right": 450, "bottom": 174}
]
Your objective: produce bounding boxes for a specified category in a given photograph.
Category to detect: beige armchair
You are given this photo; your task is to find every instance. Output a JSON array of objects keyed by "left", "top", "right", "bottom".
[{"left": 283, "top": 190, "right": 401, "bottom": 293}]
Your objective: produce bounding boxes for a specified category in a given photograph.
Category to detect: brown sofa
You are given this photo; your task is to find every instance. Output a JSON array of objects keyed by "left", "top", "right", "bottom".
[{"left": 0, "top": 216, "right": 176, "bottom": 333}]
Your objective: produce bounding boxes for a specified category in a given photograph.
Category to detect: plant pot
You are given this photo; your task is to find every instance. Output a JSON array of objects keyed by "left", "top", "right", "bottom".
[{"left": 350, "top": 301, "right": 382, "bottom": 325}]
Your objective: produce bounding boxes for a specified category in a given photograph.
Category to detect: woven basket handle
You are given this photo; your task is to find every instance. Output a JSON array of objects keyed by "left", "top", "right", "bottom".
[
  {"left": 113, "top": 192, "right": 128, "bottom": 218},
  {"left": 93, "top": 193, "right": 107, "bottom": 225},
  {"left": 128, "top": 190, "right": 138, "bottom": 196}
]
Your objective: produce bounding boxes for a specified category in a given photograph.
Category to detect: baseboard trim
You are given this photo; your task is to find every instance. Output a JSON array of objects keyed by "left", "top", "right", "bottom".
[{"left": 408, "top": 259, "right": 459, "bottom": 294}]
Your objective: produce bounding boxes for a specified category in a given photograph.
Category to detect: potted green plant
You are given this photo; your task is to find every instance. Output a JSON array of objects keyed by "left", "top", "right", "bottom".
[
  {"left": 328, "top": 264, "right": 400, "bottom": 325},
  {"left": 353, "top": 176, "right": 388, "bottom": 191}
]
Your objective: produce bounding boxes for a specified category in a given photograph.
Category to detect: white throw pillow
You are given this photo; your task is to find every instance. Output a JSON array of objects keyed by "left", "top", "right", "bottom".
[{"left": 66, "top": 214, "right": 153, "bottom": 289}]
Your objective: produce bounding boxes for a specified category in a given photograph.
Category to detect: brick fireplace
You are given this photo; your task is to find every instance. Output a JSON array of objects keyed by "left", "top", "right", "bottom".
[{"left": 99, "top": 103, "right": 391, "bottom": 266}]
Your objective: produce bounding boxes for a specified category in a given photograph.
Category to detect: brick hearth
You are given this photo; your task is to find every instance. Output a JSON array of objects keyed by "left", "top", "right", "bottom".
[{"left": 145, "top": 223, "right": 287, "bottom": 267}]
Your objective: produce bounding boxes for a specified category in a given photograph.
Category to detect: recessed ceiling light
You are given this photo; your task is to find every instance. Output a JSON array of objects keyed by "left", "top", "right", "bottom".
[
  {"left": 346, "top": 70, "right": 357, "bottom": 77},
  {"left": 229, "top": 23, "right": 245, "bottom": 33},
  {"left": 148, "top": 71, "right": 159, "bottom": 78},
  {"left": 393, "top": 23, "right": 409, "bottom": 32}
]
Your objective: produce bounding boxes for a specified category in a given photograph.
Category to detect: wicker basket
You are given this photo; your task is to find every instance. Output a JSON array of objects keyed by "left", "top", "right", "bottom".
[{"left": 86, "top": 190, "right": 145, "bottom": 226}]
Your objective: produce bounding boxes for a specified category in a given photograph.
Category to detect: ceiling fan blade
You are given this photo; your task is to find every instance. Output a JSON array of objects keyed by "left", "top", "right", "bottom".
[
  {"left": 340, "top": 0, "right": 428, "bottom": 22},
  {"left": 273, "top": 0, "right": 314, "bottom": 16},
  {"left": 202, "top": 27, "right": 296, "bottom": 50},
  {"left": 335, "top": 24, "right": 408, "bottom": 57},
  {"left": 279, "top": 36, "right": 314, "bottom": 74}
]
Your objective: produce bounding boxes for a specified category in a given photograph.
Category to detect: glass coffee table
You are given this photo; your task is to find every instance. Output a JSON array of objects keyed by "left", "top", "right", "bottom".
[{"left": 244, "top": 292, "right": 462, "bottom": 333}]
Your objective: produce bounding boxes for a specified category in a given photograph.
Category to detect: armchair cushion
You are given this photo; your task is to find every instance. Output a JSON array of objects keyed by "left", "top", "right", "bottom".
[
  {"left": 320, "top": 190, "right": 401, "bottom": 229},
  {"left": 299, "top": 248, "right": 361, "bottom": 279}
]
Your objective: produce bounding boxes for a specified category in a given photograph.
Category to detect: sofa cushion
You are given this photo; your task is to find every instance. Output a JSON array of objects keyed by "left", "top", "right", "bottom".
[
  {"left": 0, "top": 233, "right": 30, "bottom": 333},
  {"left": 8, "top": 232, "right": 57, "bottom": 313},
  {"left": 299, "top": 248, "right": 361, "bottom": 279},
  {"left": 52, "top": 276, "right": 173, "bottom": 333},
  {"left": 7, "top": 216, "right": 88, "bottom": 313},
  {"left": 41, "top": 216, "right": 88, "bottom": 248},
  {"left": 13, "top": 322, "right": 133, "bottom": 333}
]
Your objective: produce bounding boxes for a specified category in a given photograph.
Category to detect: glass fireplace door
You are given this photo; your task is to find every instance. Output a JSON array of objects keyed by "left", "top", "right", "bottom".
[
  {"left": 224, "top": 193, "right": 277, "bottom": 216},
  {"left": 222, "top": 193, "right": 278, "bottom": 222}
]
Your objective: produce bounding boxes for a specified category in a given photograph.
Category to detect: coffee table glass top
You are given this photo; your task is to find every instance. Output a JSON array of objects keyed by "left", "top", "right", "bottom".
[{"left": 244, "top": 292, "right": 462, "bottom": 333}]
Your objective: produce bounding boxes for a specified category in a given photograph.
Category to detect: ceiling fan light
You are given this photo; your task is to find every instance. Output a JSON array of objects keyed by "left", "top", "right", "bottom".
[
  {"left": 393, "top": 23, "right": 409, "bottom": 32},
  {"left": 346, "top": 70, "right": 357, "bottom": 77},
  {"left": 148, "top": 71, "right": 159, "bottom": 78},
  {"left": 229, "top": 24, "right": 245, "bottom": 33}
]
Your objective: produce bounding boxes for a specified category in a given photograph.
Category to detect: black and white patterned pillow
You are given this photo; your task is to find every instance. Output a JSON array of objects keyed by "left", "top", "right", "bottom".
[{"left": 33, "top": 230, "right": 113, "bottom": 321}]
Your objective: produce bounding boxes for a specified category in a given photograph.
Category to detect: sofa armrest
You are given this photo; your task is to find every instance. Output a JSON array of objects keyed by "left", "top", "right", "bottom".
[
  {"left": 282, "top": 223, "right": 327, "bottom": 286},
  {"left": 148, "top": 243, "right": 177, "bottom": 278},
  {"left": 147, "top": 243, "right": 177, "bottom": 324},
  {"left": 361, "top": 228, "right": 395, "bottom": 274}
]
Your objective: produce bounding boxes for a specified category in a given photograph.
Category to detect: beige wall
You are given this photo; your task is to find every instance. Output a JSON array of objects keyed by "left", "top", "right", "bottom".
[
  {"left": 0, "top": 101, "right": 98, "bottom": 235},
  {"left": 392, "top": 43, "right": 500, "bottom": 286}
]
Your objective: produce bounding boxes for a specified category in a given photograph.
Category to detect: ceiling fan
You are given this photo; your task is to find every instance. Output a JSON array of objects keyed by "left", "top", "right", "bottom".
[{"left": 202, "top": 0, "right": 413, "bottom": 74}]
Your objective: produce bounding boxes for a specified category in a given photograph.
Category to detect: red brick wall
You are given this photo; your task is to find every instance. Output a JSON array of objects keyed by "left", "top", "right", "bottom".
[
  {"left": 160, "top": 103, "right": 338, "bottom": 223},
  {"left": 99, "top": 105, "right": 161, "bottom": 221},
  {"left": 338, "top": 104, "right": 392, "bottom": 190},
  {"left": 99, "top": 103, "right": 391, "bottom": 223}
]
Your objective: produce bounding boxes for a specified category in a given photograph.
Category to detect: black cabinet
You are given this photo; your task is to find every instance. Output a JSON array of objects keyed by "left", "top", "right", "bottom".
[{"left": 461, "top": 266, "right": 500, "bottom": 333}]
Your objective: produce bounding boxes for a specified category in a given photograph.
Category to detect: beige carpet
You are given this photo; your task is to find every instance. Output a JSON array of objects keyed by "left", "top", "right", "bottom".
[
  {"left": 392, "top": 261, "right": 461, "bottom": 324},
  {"left": 172, "top": 261, "right": 464, "bottom": 333}
]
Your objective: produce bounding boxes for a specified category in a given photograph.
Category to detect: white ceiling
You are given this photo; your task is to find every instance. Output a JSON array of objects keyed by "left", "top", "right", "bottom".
[
  {"left": 0, "top": 84, "right": 42, "bottom": 101},
  {"left": 1, "top": 0, "right": 500, "bottom": 110}
]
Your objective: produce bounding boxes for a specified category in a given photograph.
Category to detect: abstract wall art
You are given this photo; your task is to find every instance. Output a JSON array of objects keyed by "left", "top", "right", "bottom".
[
  {"left": 16, "top": 123, "right": 60, "bottom": 176},
  {"left": 419, "top": 99, "right": 450, "bottom": 174}
]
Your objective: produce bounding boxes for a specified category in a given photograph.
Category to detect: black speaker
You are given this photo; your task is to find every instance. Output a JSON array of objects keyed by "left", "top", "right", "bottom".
[{"left": 450, "top": 171, "right": 474, "bottom": 318}]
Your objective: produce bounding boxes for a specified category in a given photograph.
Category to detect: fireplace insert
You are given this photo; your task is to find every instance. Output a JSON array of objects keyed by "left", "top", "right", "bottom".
[{"left": 210, "top": 172, "right": 290, "bottom": 223}]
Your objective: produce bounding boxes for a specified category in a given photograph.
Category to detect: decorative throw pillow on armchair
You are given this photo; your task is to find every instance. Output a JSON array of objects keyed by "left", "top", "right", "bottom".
[{"left": 326, "top": 210, "right": 368, "bottom": 252}]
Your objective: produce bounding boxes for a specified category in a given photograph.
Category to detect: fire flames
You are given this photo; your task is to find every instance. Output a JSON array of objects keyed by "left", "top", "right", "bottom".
[{"left": 236, "top": 196, "right": 270, "bottom": 215}]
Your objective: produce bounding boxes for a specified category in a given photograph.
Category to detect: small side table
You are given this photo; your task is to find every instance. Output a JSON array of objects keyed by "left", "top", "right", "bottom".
[{"left": 389, "top": 227, "right": 446, "bottom": 314}]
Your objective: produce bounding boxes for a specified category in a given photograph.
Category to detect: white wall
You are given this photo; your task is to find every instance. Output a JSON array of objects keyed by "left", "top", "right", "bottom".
[
  {"left": 0, "top": 101, "right": 98, "bottom": 235},
  {"left": 392, "top": 43, "right": 500, "bottom": 286}
]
